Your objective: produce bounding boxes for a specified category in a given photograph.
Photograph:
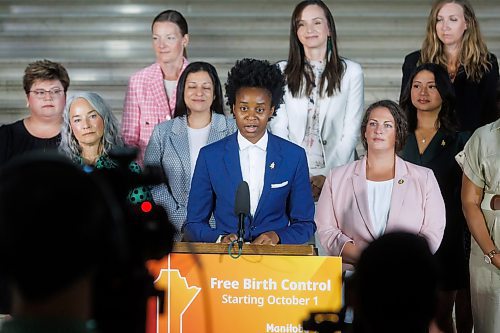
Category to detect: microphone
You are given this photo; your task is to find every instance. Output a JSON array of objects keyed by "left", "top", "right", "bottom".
[{"left": 234, "top": 181, "right": 250, "bottom": 251}]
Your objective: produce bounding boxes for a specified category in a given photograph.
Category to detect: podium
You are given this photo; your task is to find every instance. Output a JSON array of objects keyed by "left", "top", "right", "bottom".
[
  {"left": 147, "top": 242, "right": 342, "bottom": 333},
  {"left": 172, "top": 241, "right": 317, "bottom": 256}
]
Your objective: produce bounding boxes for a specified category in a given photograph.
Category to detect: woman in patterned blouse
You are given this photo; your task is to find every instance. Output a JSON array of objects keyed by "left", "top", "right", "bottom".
[{"left": 59, "top": 91, "right": 151, "bottom": 204}]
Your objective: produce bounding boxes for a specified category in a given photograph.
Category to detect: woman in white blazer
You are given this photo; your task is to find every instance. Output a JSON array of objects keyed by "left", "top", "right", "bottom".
[
  {"left": 269, "top": 0, "right": 364, "bottom": 201},
  {"left": 144, "top": 62, "right": 236, "bottom": 240}
]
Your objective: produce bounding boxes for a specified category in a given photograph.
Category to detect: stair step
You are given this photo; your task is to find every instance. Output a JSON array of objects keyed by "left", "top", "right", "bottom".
[{"left": 1, "top": 0, "right": 499, "bottom": 124}]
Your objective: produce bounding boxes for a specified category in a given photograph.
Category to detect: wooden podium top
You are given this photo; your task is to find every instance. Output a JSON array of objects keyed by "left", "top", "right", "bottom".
[{"left": 172, "top": 242, "right": 316, "bottom": 256}]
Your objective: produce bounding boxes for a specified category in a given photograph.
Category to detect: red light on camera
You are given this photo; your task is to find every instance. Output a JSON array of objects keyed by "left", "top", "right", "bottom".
[{"left": 141, "top": 201, "right": 153, "bottom": 213}]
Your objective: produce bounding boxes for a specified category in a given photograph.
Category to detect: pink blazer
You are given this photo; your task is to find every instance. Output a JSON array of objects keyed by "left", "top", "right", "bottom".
[
  {"left": 121, "top": 59, "right": 188, "bottom": 163},
  {"left": 316, "top": 156, "right": 445, "bottom": 270}
]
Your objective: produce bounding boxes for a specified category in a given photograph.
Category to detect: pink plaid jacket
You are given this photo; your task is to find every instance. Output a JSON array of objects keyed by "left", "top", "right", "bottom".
[{"left": 121, "top": 59, "right": 189, "bottom": 163}]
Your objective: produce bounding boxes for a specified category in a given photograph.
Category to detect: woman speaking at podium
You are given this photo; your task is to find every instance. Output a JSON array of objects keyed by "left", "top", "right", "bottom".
[
  {"left": 315, "top": 100, "right": 446, "bottom": 271},
  {"left": 184, "top": 59, "right": 316, "bottom": 245}
]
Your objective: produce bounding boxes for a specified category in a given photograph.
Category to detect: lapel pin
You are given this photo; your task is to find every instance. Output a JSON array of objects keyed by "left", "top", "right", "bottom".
[
  {"left": 398, "top": 179, "right": 404, "bottom": 184},
  {"left": 441, "top": 140, "right": 446, "bottom": 147},
  {"left": 270, "top": 162, "right": 275, "bottom": 169}
]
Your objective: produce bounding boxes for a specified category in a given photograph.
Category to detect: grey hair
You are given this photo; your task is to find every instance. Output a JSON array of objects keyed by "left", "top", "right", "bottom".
[{"left": 59, "top": 91, "right": 123, "bottom": 162}]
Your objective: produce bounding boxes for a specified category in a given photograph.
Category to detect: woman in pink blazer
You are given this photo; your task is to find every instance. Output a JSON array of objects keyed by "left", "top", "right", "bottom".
[
  {"left": 316, "top": 100, "right": 446, "bottom": 271},
  {"left": 121, "top": 10, "right": 189, "bottom": 164}
]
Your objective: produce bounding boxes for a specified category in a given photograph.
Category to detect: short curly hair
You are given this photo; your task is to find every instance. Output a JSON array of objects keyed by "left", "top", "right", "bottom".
[{"left": 225, "top": 58, "right": 285, "bottom": 118}]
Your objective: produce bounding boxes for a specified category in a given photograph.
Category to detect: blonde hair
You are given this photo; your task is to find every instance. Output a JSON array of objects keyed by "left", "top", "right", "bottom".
[{"left": 420, "top": 0, "right": 492, "bottom": 82}]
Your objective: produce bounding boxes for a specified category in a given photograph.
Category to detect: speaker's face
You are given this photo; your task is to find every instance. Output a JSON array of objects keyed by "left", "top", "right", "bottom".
[{"left": 232, "top": 87, "right": 274, "bottom": 144}]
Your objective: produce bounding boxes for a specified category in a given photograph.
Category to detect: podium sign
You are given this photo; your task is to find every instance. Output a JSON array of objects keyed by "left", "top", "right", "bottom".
[{"left": 147, "top": 251, "right": 342, "bottom": 333}]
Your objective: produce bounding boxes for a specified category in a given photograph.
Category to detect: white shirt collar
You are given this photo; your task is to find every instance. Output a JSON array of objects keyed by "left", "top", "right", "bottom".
[{"left": 237, "top": 131, "right": 268, "bottom": 152}]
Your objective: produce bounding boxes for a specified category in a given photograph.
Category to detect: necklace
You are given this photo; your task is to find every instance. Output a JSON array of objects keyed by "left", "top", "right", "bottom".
[
  {"left": 448, "top": 71, "right": 457, "bottom": 81},
  {"left": 447, "top": 62, "right": 459, "bottom": 81},
  {"left": 416, "top": 128, "right": 437, "bottom": 145}
]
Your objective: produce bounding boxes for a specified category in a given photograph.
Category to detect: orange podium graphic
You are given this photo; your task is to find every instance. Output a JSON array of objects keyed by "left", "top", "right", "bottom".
[{"left": 147, "top": 247, "right": 342, "bottom": 333}]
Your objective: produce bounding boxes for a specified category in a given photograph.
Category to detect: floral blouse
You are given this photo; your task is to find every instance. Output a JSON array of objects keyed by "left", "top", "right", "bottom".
[{"left": 301, "top": 60, "right": 326, "bottom": 171}]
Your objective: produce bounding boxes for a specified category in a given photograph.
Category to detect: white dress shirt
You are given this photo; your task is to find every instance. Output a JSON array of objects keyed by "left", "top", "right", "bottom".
[{"left": 237, "top": 131, "right": 268, "bottom": 216}]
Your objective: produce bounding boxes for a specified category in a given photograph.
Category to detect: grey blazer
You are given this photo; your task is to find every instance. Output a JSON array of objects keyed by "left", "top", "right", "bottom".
[{"left": 144, "top": 113, "right": 237, "bottom": 240}]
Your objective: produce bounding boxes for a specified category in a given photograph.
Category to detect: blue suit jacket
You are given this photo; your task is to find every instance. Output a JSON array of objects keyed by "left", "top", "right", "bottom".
[{"left": 184, "top": 131, "right": 316, "bottom": 244}]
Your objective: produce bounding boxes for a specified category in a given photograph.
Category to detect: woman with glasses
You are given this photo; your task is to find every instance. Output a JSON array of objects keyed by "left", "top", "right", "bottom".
[
  {"left": 0, "top": 59, "right": 70, "bottom": 166},
  {"left": 0, "top": 59, "right": 69, "bottom": 314},
  {"left": 121, "top": 9, "right": 190, "bottom": 164}
]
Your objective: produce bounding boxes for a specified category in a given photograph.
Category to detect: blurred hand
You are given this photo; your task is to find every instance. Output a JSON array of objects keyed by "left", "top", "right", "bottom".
[
  {"left": 221, "top": 233, "right": 238, "bottom": 244},
  {"left": 310, "top": 175, "right": 326, "bottom": 201},
  {"left": 251, "top": 231, "right": 280, "bottom": 245}
]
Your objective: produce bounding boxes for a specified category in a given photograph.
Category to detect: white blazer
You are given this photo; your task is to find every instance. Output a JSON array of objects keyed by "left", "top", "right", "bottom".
[{"left": 269, "top": 59, "right": 364, "bottom": 175}]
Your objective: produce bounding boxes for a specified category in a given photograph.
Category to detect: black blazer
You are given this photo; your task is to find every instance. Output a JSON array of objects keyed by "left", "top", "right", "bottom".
[{"left": 400, "top": 50, "right": 499, "bottom": 132}]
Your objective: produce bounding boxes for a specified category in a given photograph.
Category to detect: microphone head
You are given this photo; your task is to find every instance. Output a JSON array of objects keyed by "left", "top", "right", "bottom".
[{"left": 234, "top": 181, "right": 250, "bottom": 216}]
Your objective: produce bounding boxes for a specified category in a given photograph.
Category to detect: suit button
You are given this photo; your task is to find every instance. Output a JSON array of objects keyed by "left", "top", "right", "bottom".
[{"left": 322, "top": 140, "right": 327, "bottom": 145}]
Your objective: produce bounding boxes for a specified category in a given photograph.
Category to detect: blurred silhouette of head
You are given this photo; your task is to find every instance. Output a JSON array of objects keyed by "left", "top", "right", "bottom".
[
  {"left": 351, "top": 232, "right": 438, "bottom": 333},
  {"left": 0, "top": 151, "right": 114, "bottom": 302}
]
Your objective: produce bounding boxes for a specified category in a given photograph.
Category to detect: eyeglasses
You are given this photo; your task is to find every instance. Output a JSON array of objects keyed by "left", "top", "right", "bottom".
[{"left": 29, "top": 89, "right": 65, "bottom": 99}]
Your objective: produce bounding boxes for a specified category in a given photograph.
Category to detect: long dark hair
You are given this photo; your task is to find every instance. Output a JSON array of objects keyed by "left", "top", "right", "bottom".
[
  {"left": 173, "top": 62, "right": 224, "bottom": 117},
  {"left": 400, "top": 63, "right": 458, "bottom": 133},
  {"left": 285, "top": 0, "right": 345, "bottom": 98}
]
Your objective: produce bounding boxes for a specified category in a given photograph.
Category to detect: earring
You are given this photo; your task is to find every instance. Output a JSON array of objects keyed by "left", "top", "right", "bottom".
[{"left": 327, "top": 36, "right": 333, "bottom": 55}]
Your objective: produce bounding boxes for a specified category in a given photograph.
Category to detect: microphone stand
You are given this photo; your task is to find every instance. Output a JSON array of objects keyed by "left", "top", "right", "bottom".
[{"left": 237, "top": 212, "right": 245, "bottom": 251}]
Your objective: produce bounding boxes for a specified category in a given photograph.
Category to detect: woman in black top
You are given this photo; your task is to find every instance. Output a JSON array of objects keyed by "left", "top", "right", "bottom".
[
  {"left": 400, "top": 63, "right": 470, "bottom": 333},
  {"left": 0, "top": 60, "right": 70, "bottom": 166},
  {"left": 401, "top": 0, "right": 498, "bottom": 132},
  {"left": 400, "top": 3, "right": 497, "bottom": 331}
]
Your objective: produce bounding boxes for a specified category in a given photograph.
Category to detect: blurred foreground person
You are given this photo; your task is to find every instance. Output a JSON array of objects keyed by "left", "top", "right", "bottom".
[
  {"left": 351, "top": 232, "right": 439, "bottom": 333},
  {"left": 0, "top": 152, "right": 115, "bottom": 332}
]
